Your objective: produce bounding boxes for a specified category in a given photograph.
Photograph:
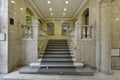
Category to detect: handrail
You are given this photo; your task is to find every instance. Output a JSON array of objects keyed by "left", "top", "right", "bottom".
[
  {"left": 21, "top": 24, "right": 32, "bottom": 28},
  {"left": 39, "top": 38, "right": 46, "bottom": 49}
]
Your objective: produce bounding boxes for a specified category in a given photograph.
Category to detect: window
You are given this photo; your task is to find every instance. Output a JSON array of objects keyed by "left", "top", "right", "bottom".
[
  {"left": 62, "top": 23, "right": 70, "bottom": 36},
  {"left": 47, "top": 23, "right": 54, "bottom": 36}
]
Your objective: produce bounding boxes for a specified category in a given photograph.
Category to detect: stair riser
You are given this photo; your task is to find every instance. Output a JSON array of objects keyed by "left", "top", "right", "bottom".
[
  {"left": 44, "top": 54, "right": 72, "bottom": 55},
  {"left": 47, "top": 44, "right": 68, "bottom": 46},
  {"left": 43, "top": 56, "right": 72, "bottom": 58},
  {"left": 45, "top": 52, "right": 71, "bottom": 53},
  {"left": 47, "top": 45, "right": 68, "bottom": 46},
  {"left": 42, "top": 60, "right": 73, "bottom": 62},
  {"left": 48, "top": 42, "right": 67, "bottom": 44},
  {"left": 45, "top": 49, "right": 70, "bottom": 51}
]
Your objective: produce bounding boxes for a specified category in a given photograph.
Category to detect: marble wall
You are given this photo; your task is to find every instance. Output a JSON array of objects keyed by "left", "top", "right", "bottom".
[
  {"left": 111, "top": 0, "right": 120, "bottom": 48},
  {"left": 8, "top": 0, "right": 42, "bottom": 71},
  {"left": 111, "top": 0, "right": 120, "bottom": 69},
  {"left": 8, "top": 0, "right": 26, "bottom": 72}
]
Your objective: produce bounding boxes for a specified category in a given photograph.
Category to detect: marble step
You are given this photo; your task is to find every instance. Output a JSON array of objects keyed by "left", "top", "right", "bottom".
[
  {"left": 46, "top": 47, "right": 68, "bottom": 49},
  {"left": 48, "top": 42, "right": 67, "bottom": 44},
  {"left": 43, "top": 55, "right": 74, "bottom": 58},
  {"left": 44, "top": 51, "right": 72, "bottom": 53},
  {"left": 47, "top": 45, "right": 68, "bottom": 47},
  {"left": 47, "top": 46, "right": 68, "bottom": 48},
  {"left": 49, "top": 40, "right": 67, "bottom": 42},
  {"left": 47, "top": 44, "right": 68, "bottom": 46},
  {"left": 45, "top": 49, "right": 71, "bottom": 51},
  {"left": 29, "top": 62, "right": 84, "bottom": 68},
  {"left": 42, "top": 58, "right": 73, "bottom": 62},
  {"left": 42, "top": 57, "right": 72, "bottom": 60},
  {"left": 19, "top": 66, "right": 93, "bottom": 76},
  {"left": 44, "top": 53, "right": 72, "bottom": 55},
  {"left": 46, "top": 46, "right": 68, "bottom": 48}
]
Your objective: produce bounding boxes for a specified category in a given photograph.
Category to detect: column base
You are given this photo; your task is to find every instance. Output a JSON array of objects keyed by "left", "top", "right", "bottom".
[{"left": 101, "top": 69, "right": 113, "bottom": 74}]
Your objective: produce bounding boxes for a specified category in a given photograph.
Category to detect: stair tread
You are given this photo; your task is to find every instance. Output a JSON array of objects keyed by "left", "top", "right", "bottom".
[
  {"left": 19, "top": 66, "right": 93, "bottom": 76},
  {"left": 45, "top": 49, "right": 71, "bottom": 50},
  {"left": 44, "top": 54, "right": 72, "bottom": 55},
  {"left": 46, "top": 47, "right": 68, "bottom": 49},
  {"left": 43, "top": 57, "right": 72, "bottom": 59},
  {"left": 47, "top": 43, "right": 67, "bottom": 46},
  {"left": 42, "top": 58, "right": 73, "bottom": 62},
  {"left": 43, "top": 55, "right": 74, "bottom": 58},
  {"left": 44, "top": 51, "right": 71, "bottom": 53}
]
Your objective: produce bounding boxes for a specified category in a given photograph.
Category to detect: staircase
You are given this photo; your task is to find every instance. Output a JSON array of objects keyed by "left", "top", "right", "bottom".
[{"left": 19, "top": 40, "right": 93, "bottom": 76}]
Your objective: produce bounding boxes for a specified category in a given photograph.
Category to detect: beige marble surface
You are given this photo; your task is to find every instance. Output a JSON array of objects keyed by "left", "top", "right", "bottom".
[
  {"left": 111, "top": 0, "right": 120, "bottom": 48},
  {"left": 8, "top": 0, "right": 26, "bottom": 72}
]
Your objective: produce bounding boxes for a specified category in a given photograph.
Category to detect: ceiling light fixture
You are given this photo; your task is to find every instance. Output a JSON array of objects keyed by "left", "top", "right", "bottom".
[
  {"left": 14, "top": 12, "right": 17, "bottom": 15},
  {"left": 115, "top": 18, "right": 119, "bottom": 21},
  {"left": 20, "top": 8, "right": 24, "bottom": 11},
  {"left": 63, "top": 13, "right": 66, "bottom": 16},
  {"left": 64, "top": 8, "right": 67, "bottom": 11},
  {"left": 51, "top": 13, "right": 53, "bottom": 15},
  {"left": 47, "top": 0, "right": 51, "bottom": 4},
  {"left": 65, "top": 1, "right": 69, "bottom": 4},
  {"left": 11, "top": 0, "right": 15, "bottom": 3},
  {"left": 49, "top": 8, "right": 52, "bottom": 11}
]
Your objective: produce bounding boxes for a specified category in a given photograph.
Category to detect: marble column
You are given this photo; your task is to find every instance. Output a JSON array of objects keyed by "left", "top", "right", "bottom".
[
  {"left": 0, "top": 0, "right": 9, "bottom": 73},
  {"left": 96, "top": 1, "right": 101, "bottom": 71},
  {"left": 100, "top": 0, "right": 112, "bottom": 74},
  {"left": 32, "top": 20, "right": 39, "bottom": 40},
  {"left": 75, "top": 20, "right": 81, "bottom": 62}
]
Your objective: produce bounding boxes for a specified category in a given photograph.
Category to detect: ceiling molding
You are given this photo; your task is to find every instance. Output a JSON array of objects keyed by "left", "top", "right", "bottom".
[
  {"left": 29, "top": 0, "right": 44, "bottom": 20},
  {"left": 42, "top": 17, "right": 73, "bottom": 21}
]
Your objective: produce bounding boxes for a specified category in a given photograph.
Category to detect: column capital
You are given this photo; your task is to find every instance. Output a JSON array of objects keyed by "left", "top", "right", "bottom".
[
  {"left": 32, "top": 20, "right": 39, "bottom": 26},
  {"left": 99, "top": 0, "right": 112, "bottom": 3},
  {"left": 75, "top": 20, "right": 81, "bottom": 26}
]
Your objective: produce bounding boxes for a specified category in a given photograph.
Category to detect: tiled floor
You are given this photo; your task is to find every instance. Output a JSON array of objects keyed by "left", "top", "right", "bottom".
[{"left": 2, "top": 70, "right": 120, "bottom": 80}]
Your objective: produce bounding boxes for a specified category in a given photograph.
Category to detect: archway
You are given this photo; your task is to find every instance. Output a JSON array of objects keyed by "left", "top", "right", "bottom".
[
  {"left": 82, "top": 8, "right": 89, "bottom": 25},
  {"left": 81, "top": 8, "right": 89, "bottom": 38}
]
